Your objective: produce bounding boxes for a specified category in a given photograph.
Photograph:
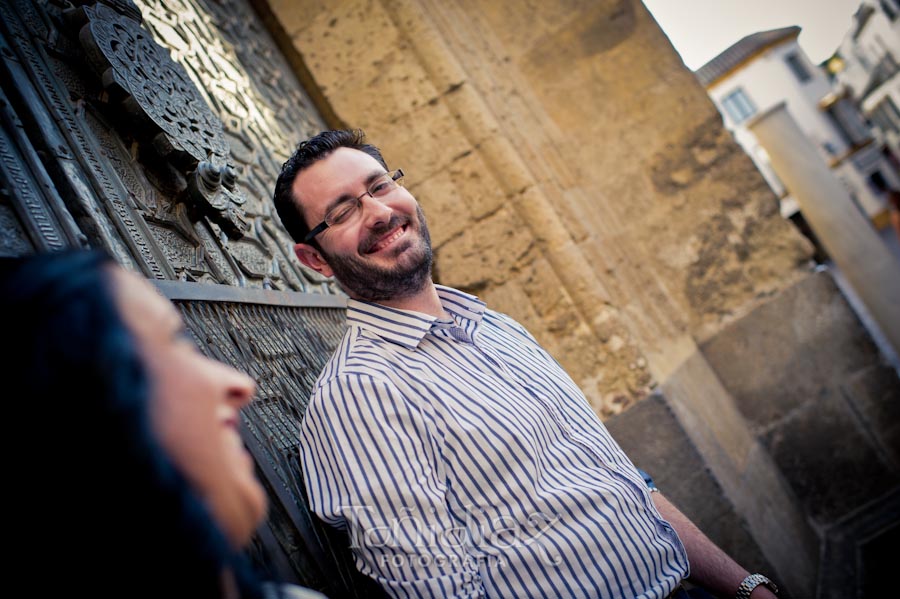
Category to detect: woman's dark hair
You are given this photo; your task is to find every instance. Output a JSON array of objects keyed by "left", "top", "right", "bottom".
[{"left": 1, "top": 250, "right": 263, "bottom": 598}]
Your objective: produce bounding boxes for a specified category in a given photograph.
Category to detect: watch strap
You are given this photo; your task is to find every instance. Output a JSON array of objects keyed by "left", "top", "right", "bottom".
[{"left": 735, "top": 573, "right": 778, "bottom": 598}]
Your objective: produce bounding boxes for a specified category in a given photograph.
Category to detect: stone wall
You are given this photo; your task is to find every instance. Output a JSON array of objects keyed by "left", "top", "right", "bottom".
[
  {"left": 258, "top": 1, "right": 900, "bottom": 594},
  {"left": 700, "top": 272, "right": 900, "bottom": 596},
  {"left": 263, "top": 0, "right": 812, "bottom": 416}
]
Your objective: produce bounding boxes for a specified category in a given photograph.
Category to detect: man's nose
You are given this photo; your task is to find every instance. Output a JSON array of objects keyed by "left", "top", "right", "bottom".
[{"left": 359, "top": 193, "right": 393, "bottom": 228}]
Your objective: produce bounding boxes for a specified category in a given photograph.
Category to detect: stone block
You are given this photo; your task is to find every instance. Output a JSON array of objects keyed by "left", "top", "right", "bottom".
[
  {"left": 700, "top": 271, "right": 883, "bottom": 430},
  {"left": 478, "top": 271, "right": 646, "bottom": 417},
  {"left": 447, "top": 150, "right": 506, "bottom": 220},
  {"left": 366, "top": 99, "right": 472, "bottom": 184},
  {"left": 291, "top": 0, "right": 396, "bottom": 72},
  {"left": 478, "top": 279, "right": 545, "bottom": 340},
  {"left": 405, "top": 149, "right": 507, "bottom": 249},
  {"left": 761, "top": 387, "right": 899, "bottom": 525},
  {"left": 606, "top": 393, "right": 778, "bottom": 580},
  {"left": 658, "top": 347, "right": 819, "bottom": 595},
  {"left": 559, "top": 325, "right": 650, "bottom": 418},
  {"left": 471, "top": 136, "right": 534, "bottom": 195},
  {"left": 291, "top": 0, "right": 440, "bottom": 123},
  {"left": 406, "top": 171, "right": 473, "bottom": 249},
  {"left": 841, "top": 363, "right": 900, "bottom": 470},
  {"left": 606, "top": 393, "right": 703, "bottom": 491},
  {"left": 354, "top": 51, "right": 441, "bottom": 123},
  {"left": 519, "top": 258, "right": 578, "bottom": 329},
  {"left": 267, "top": 0, "right": 336, "bottom": 36},
  {"left": 434, "top": 205, "right": 534, "bottom": 290},
  {"left": 819, "top": 488, "right": 900, "bottom": 599}
]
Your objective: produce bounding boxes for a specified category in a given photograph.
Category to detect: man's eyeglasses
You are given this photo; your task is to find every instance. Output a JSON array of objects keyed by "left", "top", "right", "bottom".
[{"left": 303, "top": 169, "right": 405, "bottom": 243}]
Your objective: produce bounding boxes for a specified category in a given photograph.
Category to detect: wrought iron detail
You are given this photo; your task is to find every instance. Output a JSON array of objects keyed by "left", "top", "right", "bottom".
[
  {"left": 78, "top": 3, "right": 229, "bottom": 165},
  {"left": 185, "top": 161, "right": 250, "bottom": 239},
  {"left": 135, "top": 0, "right": 338, "bottom": 292},
  {"left": 14, "top": 0, "right": 342, "bottom": 290},
  {"left": 0, "top": 86, "right": 81, "bottom": 253},
  {"left": 0, "top": 0, "right": 169, "bottom": 276},
  {"left": 1, "top": 3, "right": 356, "bottom": 587},
  {"left": 71, "top": 1, "right": 251, "bottom": 242}
]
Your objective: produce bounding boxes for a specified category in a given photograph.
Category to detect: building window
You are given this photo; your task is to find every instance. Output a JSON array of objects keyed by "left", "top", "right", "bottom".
[
  {"left": 873, "top": 52, "right": 899, "bottom": 85},
  {"left": 824, "top": 97, "right": 872, "bottom": 146},
  {"left": 721, "top": 88, "right": 757, "bottom": 124},
  {"left": 869, "top": 170, "right": 888, "bottom": 193},
  {"left": 785, "top": 52, "right": 812, "bottom": 83},
  {"left": 869, "top": 97, "right": 900, "bottom": 134},
  {"left": 854, "top": 47, "right": 872, "bottom": 71}
]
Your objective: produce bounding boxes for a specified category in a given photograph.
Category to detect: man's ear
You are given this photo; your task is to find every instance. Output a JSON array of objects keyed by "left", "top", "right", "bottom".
[{"left": 294, "top": 243, "right": 334, "bottom": 278}]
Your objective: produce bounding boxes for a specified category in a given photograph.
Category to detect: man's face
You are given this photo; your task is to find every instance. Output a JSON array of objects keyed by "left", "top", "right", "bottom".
[{"left": 291, "top": 147, "right": 433, "bottom": 302}]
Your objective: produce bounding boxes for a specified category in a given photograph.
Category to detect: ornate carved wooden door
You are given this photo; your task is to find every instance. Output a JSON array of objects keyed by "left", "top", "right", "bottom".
[{"left": 0, "top": 1, "right": 376, "bottom": 595}]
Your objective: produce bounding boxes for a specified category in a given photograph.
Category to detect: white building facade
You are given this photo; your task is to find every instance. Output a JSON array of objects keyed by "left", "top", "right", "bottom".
[
  {"left": 829, "top": 0, "right": 900, "bottom": 182},
  {"left": 697, "top": 26, "right": 899, "bottom": 231}
]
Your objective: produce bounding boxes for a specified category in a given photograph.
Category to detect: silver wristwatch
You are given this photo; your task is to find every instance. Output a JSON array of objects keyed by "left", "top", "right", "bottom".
[{"left": 735, "top": 574, "right": 778, "bottom": 598}]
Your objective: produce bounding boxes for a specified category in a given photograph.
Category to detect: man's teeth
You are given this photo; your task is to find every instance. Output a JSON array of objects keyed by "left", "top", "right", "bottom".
[{"left": 372, "top": 227, "right": 403, "bottom": 252}]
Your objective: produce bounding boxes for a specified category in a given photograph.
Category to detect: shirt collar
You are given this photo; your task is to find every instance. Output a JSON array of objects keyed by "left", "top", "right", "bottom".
[
  {"left": 345, "top": 285, "right": 485, "bottom": 349},
  {"left": 434, "top": 285, "right": 485, "bottom": 324}
]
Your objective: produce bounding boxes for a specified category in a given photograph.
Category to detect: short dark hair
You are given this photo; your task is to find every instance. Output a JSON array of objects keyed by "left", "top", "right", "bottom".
[{"left": 273, "top": 129, "right": 387, "bottom": 244}]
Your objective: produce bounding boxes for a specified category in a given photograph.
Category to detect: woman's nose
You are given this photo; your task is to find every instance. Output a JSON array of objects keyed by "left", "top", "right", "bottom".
[{"left": 224, "top": 366, "right": 256, "bottom": 408}]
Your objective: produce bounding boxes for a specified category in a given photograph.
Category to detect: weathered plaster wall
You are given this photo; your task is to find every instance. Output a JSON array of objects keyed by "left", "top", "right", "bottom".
[{"left": 265, "top": 0, "right": 811, "bottom": 416}]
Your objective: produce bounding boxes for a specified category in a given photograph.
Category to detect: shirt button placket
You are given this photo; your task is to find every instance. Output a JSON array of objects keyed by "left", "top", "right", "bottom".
[{"left": 474, "top": 343, "right": 520, "bottom": 383}]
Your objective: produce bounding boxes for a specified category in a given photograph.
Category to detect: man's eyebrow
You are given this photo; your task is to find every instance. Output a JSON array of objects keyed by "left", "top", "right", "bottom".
[{"left": 323, "top": 169, "right": 388, "bottom": 214}]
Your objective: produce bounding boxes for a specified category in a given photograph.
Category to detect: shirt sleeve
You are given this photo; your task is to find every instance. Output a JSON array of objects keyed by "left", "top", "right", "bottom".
[{"left": 300, "top": 374, "right": 486, "bottom": 598}]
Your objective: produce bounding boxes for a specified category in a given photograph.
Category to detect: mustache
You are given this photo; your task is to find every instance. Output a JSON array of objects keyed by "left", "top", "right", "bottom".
[{"left": 359, "top": 214, "right": 411, "bottom": 254}]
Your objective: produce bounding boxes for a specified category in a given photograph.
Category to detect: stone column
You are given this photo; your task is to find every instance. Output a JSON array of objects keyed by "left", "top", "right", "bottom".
[{"left": 749, "top": 102, "right": 900, "bottom": 355}]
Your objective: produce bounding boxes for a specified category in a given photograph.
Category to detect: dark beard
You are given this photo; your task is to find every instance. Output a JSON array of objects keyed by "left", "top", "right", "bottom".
[{"left": 322, "top": 205, "right": 433, "bottom": 302}]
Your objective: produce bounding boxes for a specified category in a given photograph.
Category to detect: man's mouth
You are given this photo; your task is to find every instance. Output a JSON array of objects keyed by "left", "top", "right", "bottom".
[{"left": 363, "top": 217, "right": 410, "bottom": 254}]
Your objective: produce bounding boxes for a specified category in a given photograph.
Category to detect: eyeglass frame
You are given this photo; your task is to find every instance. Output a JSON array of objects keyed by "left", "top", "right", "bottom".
[{"left": 302, "top": 169, "right": 405, "bottom": 244}]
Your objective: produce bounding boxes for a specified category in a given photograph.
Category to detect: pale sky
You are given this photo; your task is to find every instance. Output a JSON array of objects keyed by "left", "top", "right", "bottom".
[{"left": 641, "top": 0, "right": 863, "bottom": 71}]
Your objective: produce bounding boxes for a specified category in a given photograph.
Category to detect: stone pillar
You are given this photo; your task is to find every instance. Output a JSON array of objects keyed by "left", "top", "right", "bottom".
[{"left": 749, "top": 102, "right": 900, "bottom": 355}]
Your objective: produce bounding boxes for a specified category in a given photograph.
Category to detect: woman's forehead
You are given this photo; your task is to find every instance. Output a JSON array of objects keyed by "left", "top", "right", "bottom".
[{"left": 108, "top": 267, "right": 180, "bottom": 337}]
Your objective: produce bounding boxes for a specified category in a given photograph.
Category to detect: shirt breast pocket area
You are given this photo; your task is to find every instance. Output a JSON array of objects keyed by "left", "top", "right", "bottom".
[{"left": 444, "top": 401, "right": 553, "bottom": 483}]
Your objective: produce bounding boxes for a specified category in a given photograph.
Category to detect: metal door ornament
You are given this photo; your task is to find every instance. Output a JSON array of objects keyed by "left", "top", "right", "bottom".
[{"left": 69, "top": 1, "right": 249, "bottom": 239}]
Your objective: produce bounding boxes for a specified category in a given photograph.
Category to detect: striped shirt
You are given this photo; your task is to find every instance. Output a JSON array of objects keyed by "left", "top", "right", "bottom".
[{"left": 300, "top": 285, "right": 689, "bottom": 598}]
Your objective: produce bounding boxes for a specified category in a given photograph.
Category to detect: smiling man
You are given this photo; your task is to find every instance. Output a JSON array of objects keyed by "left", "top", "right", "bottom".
[
  {"left": 282, "top": 144, "right": 433, "bottom": 307},
  {"left": 273, "top": 130, "right": 779, "bottom": 599}
]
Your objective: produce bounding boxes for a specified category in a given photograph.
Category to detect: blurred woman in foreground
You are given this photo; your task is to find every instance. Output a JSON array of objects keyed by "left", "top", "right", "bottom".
[{"left": 2, "top": 250, "right": 323, "bottom": 598}]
